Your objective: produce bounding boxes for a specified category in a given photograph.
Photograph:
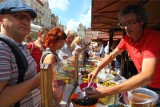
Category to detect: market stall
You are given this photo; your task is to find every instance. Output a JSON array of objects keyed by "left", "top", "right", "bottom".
[
  {"left": 40, "top": 51, "right": 159, "bottom": 107},
  {"left": 40, "top": 52, "right": 129, "bottom": 107}
]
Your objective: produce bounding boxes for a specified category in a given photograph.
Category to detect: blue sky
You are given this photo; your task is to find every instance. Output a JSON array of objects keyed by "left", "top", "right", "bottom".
[{"left": 48, "top": 0, "right": 91, "bottom": 31}]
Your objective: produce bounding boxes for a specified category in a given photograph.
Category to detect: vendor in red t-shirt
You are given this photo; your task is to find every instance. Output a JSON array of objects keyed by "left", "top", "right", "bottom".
[
  {"left": 86, "top": 5, "right": 160, "bottom": 106},
  {"left": 27, "top": 28, "right": 49, "bottom": 73}
]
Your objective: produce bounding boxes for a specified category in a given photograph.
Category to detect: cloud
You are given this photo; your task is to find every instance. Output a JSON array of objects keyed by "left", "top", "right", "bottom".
[
  {"left": 48, "top": 0, "right": 69, "bottom": 11},
  {"left": 48, "top": 0, "right": 91, "bottom": 32},
  {"left": 79, "top": 6, "right": 91, "bottom": 28},
  {"left": 66, "top": 6, "right": 91, "bottom": 31},
  {"left": 66, "top": 19, "right": 79, "bottom": 32}
]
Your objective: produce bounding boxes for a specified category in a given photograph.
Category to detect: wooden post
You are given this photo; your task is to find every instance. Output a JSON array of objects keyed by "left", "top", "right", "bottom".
[
  {"left": 74, "top": 52, "right": 79, "bottom": 85},
  {"left": 40, "top": 64, "right": 53, "bottom": 107}
]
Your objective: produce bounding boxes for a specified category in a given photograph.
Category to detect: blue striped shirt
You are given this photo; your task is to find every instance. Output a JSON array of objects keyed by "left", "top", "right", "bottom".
[{"left": 0, "top": 35, "right": 41, "bottom": 107}]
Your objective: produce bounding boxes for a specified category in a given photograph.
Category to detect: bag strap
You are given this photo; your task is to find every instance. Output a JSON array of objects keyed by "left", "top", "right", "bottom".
[
  {"left": 0, "top": 37, "right": 28, "bottom": 107},
  {"left": 41, "top": 49, "right": 52, "bottom": 63}
]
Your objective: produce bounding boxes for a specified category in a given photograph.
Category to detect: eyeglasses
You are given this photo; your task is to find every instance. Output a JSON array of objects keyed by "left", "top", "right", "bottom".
[
  {"left": 10, "top": 12, "right": 33, "bottom": 21},
  {"left": 119, "top": 20, "right": 140, "bottom": 28}
]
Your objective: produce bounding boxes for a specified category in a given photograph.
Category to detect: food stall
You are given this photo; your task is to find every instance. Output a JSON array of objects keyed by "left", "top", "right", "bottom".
[
  {"left": 40, "top": 1, "right": 160, "bottom": 105},
  {"left": 40, "top": 51, "right": 131, "bottom": 107},
  {"left": 40, "top": 48, "right": 159, "bottom": 107}
]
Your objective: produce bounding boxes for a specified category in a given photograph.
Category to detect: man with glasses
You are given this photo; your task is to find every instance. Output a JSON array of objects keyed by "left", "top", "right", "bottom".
[
  {"left": 86, "top": 5, "right": 160, "bottom": 106},
  {"left": 0, "top": 0, "right": 41, "bottom": 106}
]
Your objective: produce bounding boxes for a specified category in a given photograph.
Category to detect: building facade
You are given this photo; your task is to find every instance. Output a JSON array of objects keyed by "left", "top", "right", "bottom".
[
  {"left": 51, "top": 14, "right": 58, "bottom": 28},
  {"left": 77, "top": 23, "right": 99, "bottom": 43},
  {"left": 22, "top": 0, "right": 52, "bottom": 29}
]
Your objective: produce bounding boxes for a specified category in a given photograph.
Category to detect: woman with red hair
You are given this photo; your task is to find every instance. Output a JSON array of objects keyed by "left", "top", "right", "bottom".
[
  {"left": 40, "top": 27, "right": 67, "bottom": 106},
  {"left": 41, "top": 27, "right": 67, "bottom": 64}
]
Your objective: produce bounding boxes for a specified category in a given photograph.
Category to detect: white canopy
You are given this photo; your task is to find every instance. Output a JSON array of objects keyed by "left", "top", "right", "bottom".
[{"left": 31, "top": 23, "right": 42, "bottom": 32}]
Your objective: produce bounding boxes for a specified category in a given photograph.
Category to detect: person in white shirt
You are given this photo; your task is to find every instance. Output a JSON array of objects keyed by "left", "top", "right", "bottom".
[
  {"left": 98, "top": 41, "right": 105, "bottom": 58},
  {"left": 104, "top": 41, "right": 110, "bottom": 55},
  {"left": 58, "top": 30, "right": 75, "bottom": 60}
]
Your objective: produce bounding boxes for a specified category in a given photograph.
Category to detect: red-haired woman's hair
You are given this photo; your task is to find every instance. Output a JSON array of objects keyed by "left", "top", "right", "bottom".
[{"left": 44, "top": 27, "right": 67, "bottom": 48}]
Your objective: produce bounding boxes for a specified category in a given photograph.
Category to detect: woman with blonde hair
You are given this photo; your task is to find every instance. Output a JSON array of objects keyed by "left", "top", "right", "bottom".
[{"left": 71, "top": 36, "right": 84, "bottom": 55}]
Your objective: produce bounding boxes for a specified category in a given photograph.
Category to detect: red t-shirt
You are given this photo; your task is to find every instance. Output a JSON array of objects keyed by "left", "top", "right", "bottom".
[
  {"left": 27, "top": 41, "right": 45, "bottom": 73},
  {"left": 117, "top": 29, "right": 160, "bottom": 88}
]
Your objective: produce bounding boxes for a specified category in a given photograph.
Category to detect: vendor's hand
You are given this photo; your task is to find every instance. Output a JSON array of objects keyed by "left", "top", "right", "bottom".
[
  {"left": 85, "top": 87, "right": 108, "bottom": 99},
  {"left": 88, "top": 69, "right": 98, "bottom": 83}
]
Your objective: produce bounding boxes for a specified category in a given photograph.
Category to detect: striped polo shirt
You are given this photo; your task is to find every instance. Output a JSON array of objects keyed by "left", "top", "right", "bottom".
[{"left": 0, "top": 35, "right": 41, "bottom": 107}]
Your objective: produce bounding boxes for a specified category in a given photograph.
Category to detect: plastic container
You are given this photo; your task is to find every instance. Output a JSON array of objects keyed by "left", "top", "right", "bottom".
[
  {"left": 128, "top": 87, "right": 159, "bottom": 107},
  {"left": 53, "top": 80, "right": 66, "bottom": 103},
  {"left": 97, "top": 73, "right": 114, "bottom": 82},
  {"left": 79, "top": 82, "right": 97, "bottom": 92},
  {"left": 97, "top": 81, "right": 117, "bottom": 106}
]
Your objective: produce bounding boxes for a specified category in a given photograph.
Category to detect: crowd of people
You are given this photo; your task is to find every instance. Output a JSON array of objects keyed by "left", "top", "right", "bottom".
[{"left": 0, "top": 0, "right": 159, "bottom": 106}]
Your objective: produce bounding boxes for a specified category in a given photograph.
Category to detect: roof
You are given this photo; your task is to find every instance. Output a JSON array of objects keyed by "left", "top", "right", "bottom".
[{"left": 91, "top": 0, "right": 160, "bottom": 32}]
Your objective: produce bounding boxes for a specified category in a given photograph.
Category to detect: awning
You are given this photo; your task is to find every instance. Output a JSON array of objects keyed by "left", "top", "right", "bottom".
[
  {"left": 98, "top": 33, "right": 122, "bottom": 40},
  {"left": 91, "top": 0, "right": 160, "bottom": 32},
  {"left": 92, "top": 31, "right": 123, "bottom": 42}
]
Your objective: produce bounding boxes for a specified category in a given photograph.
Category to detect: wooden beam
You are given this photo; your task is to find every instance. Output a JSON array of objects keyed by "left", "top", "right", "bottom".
[{"left": 40, "top": 64, "right": 53, "bottom": 107}]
